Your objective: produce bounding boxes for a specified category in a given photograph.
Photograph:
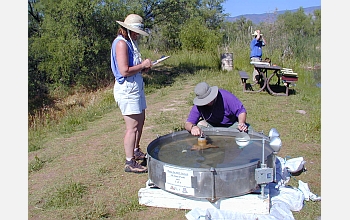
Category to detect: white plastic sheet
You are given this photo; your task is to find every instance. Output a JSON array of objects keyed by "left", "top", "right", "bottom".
[
  {"left": 186, "top": 183, "right": 303, "bottom": 220},
  {"left": 185, "top": 156, "right": 320, "bottom": 220},
  {"left": 298, "top": 180, "right": 321, "bottom": 202}
]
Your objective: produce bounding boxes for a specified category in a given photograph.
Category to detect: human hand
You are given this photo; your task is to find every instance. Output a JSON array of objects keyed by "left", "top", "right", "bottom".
[
  {"left": 191, "top": 125, "right": 202, "bottom": 136},
  {"left": 238, "top": 123, "right": 248, "bottom": 132},
  {"left": 142, "top": 59, "right": 152, "bottom": 69}
]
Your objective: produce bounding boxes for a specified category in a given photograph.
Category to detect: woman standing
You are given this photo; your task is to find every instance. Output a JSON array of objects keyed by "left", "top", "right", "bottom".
[{"left": 111, "top": 14, "right": 152, "bottom": 173}]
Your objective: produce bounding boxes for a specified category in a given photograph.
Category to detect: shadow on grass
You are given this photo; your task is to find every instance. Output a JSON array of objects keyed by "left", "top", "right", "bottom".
[
  {"left": 244, "top": 83, "right": 297, "bottom": 96},
  {"left": 143, "top": 62, "right": 215, "bottom": 90},
  {"left": 268, "top": 84, "right": 297, "bottom": 96},
  {"left": 28, "top": 61, "right": 216, "bottom": 119}
]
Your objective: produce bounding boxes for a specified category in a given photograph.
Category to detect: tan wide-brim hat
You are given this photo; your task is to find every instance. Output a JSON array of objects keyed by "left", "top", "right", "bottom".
[
  {"left": 193, "top": 82, "right": 218, "bottom": 106},
  {"left": 116, "top": 14, "right": 149, "bottom": 36},
  {"left": 252, "top": 30, "right": 263, "bottom": 36}
]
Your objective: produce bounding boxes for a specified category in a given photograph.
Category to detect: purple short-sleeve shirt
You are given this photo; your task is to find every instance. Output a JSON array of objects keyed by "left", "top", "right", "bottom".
[{"left": 186, "top": 89, "right": 246, "bottom": 127}]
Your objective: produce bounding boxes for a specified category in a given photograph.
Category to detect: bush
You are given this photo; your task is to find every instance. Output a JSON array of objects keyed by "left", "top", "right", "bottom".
[{"left": 180, "top": 17, "right": 223, "bottom": 53}]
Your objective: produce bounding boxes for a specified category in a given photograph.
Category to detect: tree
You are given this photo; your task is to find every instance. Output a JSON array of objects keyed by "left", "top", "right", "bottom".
[
  {"left": 29, "top": 0, "right": 126, "bottom": 91},
  {"left": 143, "top": 0, "right": 226, "bottom": 51},
  {"left": 277, "top": 8, "right": 313, "bottom": 37},
  {"left": 312, "top": 9, "right": 321, "bottom": 36},
  {"left": 28, "top": 0, "right": 229, "bottom": 111},
  {"left": 199, "top": 0, "right": 226, "bottom": 30},
  {"left": 180, "top": 17, "right": 222, "bottom": 52}
]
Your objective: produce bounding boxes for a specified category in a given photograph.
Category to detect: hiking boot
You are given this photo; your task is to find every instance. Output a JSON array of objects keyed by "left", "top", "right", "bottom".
[
  {"left": 125, "top": 159, "right": 147, "bottom": 173},
  {"left": 134, "top": 147, "right": 146, "bottom": 160},
  {"left": 139, "top": 158, "right": 147, "bottom": 167}
]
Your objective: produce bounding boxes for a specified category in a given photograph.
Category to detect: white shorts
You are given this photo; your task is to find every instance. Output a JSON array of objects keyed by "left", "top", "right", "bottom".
[{"left": 113, "top": 73, "right": 147, "bottom": 115}]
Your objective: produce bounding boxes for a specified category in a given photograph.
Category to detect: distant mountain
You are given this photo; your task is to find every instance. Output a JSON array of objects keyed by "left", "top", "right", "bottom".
[{"left": 225, "top": 6, "right": 321, "bottom": 24}]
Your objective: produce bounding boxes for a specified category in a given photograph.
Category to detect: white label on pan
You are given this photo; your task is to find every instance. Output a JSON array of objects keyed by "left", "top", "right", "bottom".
[{"left": 163, "top": 165, "right": 193, "bottom": 187}]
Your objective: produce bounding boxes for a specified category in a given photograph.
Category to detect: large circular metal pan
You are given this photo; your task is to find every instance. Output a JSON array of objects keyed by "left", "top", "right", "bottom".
[{"left": 147, "top": 127, "right": 275, "bottom": 199}]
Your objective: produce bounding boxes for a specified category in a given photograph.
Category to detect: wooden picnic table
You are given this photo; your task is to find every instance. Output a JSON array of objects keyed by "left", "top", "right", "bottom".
[
  {"left": 241, "top": 64, "right": 281, "bottom": 95},
  {"left": 254, "top": 64, "right": 282, "bottom": 95},
  {"left": 239, "top": 64, "right": 298, "bottom": 96}
]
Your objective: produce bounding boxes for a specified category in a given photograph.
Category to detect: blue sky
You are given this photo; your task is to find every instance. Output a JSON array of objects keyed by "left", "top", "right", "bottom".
[{"left": 222, "top": 0, "right": 321, "bottom": 17}]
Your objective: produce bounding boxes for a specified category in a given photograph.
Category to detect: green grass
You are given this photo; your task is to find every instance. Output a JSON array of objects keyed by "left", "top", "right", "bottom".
[
  {"left": 115, "top": 196, "right": 147, "bottom": 217},
  {"left": 44, "top": 181, "right": 88, "bottom": 209},
  {"left": 28, "top": 155, "right": 46, "bottom": 173},
  {"left": 28, "top": 50, "right": 320, "bottom": 220},
  {"left": 28, "top": 89, "right": 116, "bottom": 152}
]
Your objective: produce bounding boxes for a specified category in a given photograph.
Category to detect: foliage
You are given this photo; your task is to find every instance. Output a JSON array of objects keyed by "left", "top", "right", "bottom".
[
  {"left": 180, "top": 17, "right": 223, "bottom": 52},
  {"left": 28, "top": 0, "right": 227, "bottom": 112},
  {"left": 277, "top": 8, "right": 317, "bottom": 37},
  {"left": 28, "top": 0, "right": 129, "bottom": 113},
  {"left": 221, "top": 17, "right": 254, "bottom": 47},
  {"left": 30, "top": 0, "right": 116, "bottom": 89},
  {"left": 271, "top": 8, "right": 321, "bottom": 64},
  {"left": 312, "top": 9, "right": 321, "bottom": 35},
  {"left": 28, "top": 0, "right": 321, "bottom": 115},
  {"left": 144, "top": 0, "right": 224, "bottom": 51},
  {"left": 199, "top": 0, "right": 226, "bottom": 29},
  {"left": 148, "top": 0, "right": 191, "bottom": 51}
]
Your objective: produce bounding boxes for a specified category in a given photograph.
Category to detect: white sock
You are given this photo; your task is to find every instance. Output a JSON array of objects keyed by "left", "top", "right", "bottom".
[{"left": 126, "top": 157, "right": 133, "bottom": 161}]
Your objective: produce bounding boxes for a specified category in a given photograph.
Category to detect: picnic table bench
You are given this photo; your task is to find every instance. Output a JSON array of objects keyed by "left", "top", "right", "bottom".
[
  {"left": 239, "top": 71, "right": 250, "bottom": 92},
  {"left": 238, "top": 65, "right": 298, "bottom": 96},
  {"left": 279, "top": 68, "right": 298, "bottom": 96}
]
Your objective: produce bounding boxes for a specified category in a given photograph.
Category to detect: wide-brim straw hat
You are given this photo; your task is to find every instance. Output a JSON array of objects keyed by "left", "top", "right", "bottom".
[
  {"left": 116, "top": 14, "right": 149, "bottom": 36},
  {"left": 252, "top": 30, "right": 263, "bottom": 36},
  {"left": 193, "top": 82, "right": 218, "bottom": 106}
]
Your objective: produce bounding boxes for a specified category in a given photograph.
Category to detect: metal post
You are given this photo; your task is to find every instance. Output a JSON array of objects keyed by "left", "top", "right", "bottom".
[
  {"left": 259, "top": 138, "right": 268, "bottom": 199},
  {"left": 209, "top": 167, "right": 217, "bottom": 203}
]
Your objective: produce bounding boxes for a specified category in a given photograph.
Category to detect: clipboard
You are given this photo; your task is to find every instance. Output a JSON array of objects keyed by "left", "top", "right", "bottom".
[{"left": 153, "top": 56, "right": 170, "bottom": 65}]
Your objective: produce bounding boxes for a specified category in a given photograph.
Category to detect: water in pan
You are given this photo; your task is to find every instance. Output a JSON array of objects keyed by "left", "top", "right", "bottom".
[{"left": 150, "top": 135, "right": 269, "bottom": 169}]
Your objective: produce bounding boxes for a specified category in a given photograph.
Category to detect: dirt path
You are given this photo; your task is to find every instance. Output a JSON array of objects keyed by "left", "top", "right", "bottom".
[
  {"left": 28, "top": 78, "right": 321, "bottom": 219},
  {"left": 28, "top": 83, "right": 195, "bottom": 219}
]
